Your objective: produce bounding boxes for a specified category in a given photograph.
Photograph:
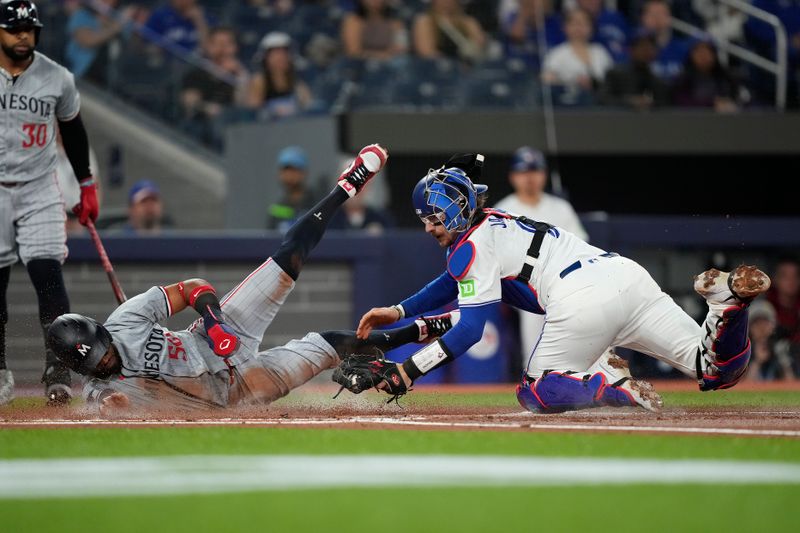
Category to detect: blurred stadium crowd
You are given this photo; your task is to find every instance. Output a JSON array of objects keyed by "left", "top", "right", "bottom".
[{"left": 36, "top": 0, "right": 800, "bottom": 150}]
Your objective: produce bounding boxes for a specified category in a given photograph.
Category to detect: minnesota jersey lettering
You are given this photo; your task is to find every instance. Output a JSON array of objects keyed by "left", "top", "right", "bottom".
[{"left": 0, "top": 93, "right": 52, "bottom": 117}]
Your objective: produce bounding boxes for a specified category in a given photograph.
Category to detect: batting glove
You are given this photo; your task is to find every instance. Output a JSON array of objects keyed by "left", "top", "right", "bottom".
[
  {"left": 205, "top": 322, "right": 240, "bottom": 357},
  {"left": 74, "top": 177, "right": 99, "bottom": 225}
]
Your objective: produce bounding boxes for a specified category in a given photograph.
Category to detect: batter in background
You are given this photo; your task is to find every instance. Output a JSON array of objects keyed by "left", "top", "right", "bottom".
[
  {"left": 493, "top": 146, "right": 587, "bottom": 370},
  {"left": 0, "top": 1, "right": 99, "bottom": 405}
]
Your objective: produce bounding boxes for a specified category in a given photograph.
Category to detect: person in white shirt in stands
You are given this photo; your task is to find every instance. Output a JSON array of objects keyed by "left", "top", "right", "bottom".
[
  {"left": 542, "top": 7, "right": 613, "bottom": 93},
  {"left": 493, "top": 146, "right": 587, "bottom": 368}
]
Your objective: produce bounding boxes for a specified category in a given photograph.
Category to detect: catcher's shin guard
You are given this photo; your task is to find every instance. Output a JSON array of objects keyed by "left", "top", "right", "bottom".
[
  {"left": 515, "top": 371, "right": 639, "bottom": 414},
  {"left": 697, "top": 341, "right": 751, "bottom": 391}
]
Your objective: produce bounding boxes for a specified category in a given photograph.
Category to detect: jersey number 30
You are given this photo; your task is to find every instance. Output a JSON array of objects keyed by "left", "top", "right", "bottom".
[{"left": 22, "top": 123, "right": 47, "bottom": 148}]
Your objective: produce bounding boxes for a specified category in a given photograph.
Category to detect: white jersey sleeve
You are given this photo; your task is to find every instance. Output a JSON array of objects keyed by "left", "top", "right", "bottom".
[
  {"left": 56, "top": 68, "right": 80, "bottom": 121},
  {"left": 447, "top": 225, "right": 502, "bottom": 308},
  {"left": 105, "top": 287, "right": 172, "bottom": 329}
]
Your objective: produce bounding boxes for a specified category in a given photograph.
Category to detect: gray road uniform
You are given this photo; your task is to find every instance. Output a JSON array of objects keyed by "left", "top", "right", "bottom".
[
  {"left": 84, "top": 259, "right": 340, "bottom": 410},
  {"left": 1, "top": 51, "right": 80, "bottom": 267}
]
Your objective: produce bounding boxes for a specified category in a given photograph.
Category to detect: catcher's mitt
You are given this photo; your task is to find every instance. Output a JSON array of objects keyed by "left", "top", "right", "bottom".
[{"left": 332, "top": 352, "right": 409, "bottom": 403}]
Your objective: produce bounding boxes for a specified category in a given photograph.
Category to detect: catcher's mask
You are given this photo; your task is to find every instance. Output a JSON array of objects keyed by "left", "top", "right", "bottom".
[
  {"left": 47, "top": 314, "right": 112, "bottom": 375},
  {"left": 412, "top": 167, "right": 488, "bottom": 233}
]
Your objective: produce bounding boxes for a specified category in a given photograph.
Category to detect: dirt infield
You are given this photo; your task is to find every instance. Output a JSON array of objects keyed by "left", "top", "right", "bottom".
[{"left": 2, "top": 380, "right": 799, "bottom": 437}]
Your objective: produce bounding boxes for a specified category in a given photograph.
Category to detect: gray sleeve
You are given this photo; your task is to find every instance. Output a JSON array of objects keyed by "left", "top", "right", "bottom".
[
  {"left": 105, "top": 287, "right": 172, "bottom": 328},
  {"left": 56, "top": 68, "right": 81, "bottom": 121},
  {"left": 82, "top": 378, "right": 115, "bottom": 404}
]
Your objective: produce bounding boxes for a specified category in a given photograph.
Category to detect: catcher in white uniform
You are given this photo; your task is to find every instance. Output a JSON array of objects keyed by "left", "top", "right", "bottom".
[{"left": 349, "top": 153, "right": 770, "bottom": 413}]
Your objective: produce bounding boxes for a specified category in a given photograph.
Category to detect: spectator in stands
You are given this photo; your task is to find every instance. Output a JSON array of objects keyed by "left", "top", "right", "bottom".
[
  {"left": 246, "top": 32, "right": 312, "bottom": 120},
  {"left": 766, "top": 257, "right": 800, "bottom": 351},
  {"left": 267, "top": 146, "right": 317, "bottom": 231},
  {"left": 499, "top": 0, "right": 561, "bottom": 69},
  {"left": 144, "top": 0, "right": 211, "bottom": 54},
  {"left": 341, "top": 0, "right": 408, "bottom": 61},
  {"left": 639, "top": 0, "right": 690, "bottom": 81},
  {"left": 550, "top": 0, "right": 630, "bottom": 62},
  {"left": 66, "top": 0, "right": 143, "bottom": 84},
  {"left": 542, "top": 8, "right": 614, "bottom": 95},
  {"left": 493, "top": 146, "right": 587, "bottom": 365},
  {"left": 600, "top": 29, "right": 669, "bottom": 109},
  {"left": 671, "top": 38, "right": 743, "bottom": 111},
  {"left": 413, "top": 0, "right": 487, "bottom": 65},
  {"left": 124, "top": 180, "right": 173, "bottom": 236},
  {"left": 746, "top": 299, "right": 794, "bottom": 380},
  {"left": 180, "top": 27, "right": 249, "bottom": 147}
]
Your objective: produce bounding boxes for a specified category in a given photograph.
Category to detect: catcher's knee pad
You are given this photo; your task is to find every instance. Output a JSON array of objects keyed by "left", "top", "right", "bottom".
[
  {"left": 699, "top": 341, "right": 751, "bottom": 391},
  {"left": 516, "top": 371, "right": 636, "bottom": 414}
]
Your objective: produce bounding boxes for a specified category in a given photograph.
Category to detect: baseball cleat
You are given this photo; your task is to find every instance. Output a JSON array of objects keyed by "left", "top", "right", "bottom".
[
  {"left": 618, "top": 378, "right": 663, "bottom": 413},
  {"left": 0, "top": 369, "right": 14, "bottom": 406},
  {"left": 337, "top": 143, "right": 388, "bottom": 197},
  {"left": 694, "top": 265, "right": 771, "bottom": 305},
  {"left": 415, "top": 310, "right": 461, "bottom": 342},
  {"left": 606, "top": 354, "right": 663, "bottom": 413},
  {"left": 42, "top": 363, "right": 72, "bottom": 406}
]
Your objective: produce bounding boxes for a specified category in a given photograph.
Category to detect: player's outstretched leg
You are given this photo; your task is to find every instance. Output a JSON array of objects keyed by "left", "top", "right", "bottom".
[
  {"left": 516, "top": 349, "right": 663, "bottom": 414},
  {"left": 272, "top": 144, "right": 387, "bottom": 280},
  {"left": 693, "top": 265, "right": 770, "bottom": 391},
  {"left": 206, "top": 144, "right": 388, "bottom": 351}
]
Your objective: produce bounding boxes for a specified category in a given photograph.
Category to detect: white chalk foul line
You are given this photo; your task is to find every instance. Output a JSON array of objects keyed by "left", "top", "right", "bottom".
[
  {"left": 3, "top": 416, "right": 800, "bottom": 437},
  {"left": 2, "top": 455, "right": 800, "bottom": 499}
]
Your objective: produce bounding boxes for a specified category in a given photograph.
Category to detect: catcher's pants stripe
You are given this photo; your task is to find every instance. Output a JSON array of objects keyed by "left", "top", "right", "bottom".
[{"left": 0, "top": 172, "right": 67, "bottom": 269}]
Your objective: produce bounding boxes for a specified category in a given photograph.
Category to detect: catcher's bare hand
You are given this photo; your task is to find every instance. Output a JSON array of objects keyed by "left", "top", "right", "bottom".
[
  {"left": 356, "top": 307, "right": 401, "bottom": 339},
  {"left": 99, "top": 391, "right": 130, "bottom": 417}
]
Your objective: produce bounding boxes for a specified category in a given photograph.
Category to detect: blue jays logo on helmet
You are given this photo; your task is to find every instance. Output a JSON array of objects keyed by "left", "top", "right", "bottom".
[{"left": 412, "top": 167, "right": 488, "bottom": 233}]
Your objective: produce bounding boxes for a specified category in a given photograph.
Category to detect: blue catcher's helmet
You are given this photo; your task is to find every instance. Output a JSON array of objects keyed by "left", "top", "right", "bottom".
[{"left": 412, "top": 167, "right": 489, "bottom": 233}]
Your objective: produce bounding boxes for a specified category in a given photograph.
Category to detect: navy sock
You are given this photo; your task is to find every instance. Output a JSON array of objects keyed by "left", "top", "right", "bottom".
[
  {"left": 272, "top": 187, "right": 349, "bottom": 280},
  {"left": 26, "top": 259, "right": 70, "bottom": 366}
]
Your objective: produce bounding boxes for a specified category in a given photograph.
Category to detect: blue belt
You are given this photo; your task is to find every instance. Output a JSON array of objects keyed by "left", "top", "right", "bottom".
[{"left": 559, "top": 253, "right": 619, "bottom": 279}]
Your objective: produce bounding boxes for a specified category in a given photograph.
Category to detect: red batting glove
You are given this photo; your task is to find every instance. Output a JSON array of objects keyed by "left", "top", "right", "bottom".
[
  {"left": 206, "top": 323, "right": 240, "bottom": 357},
  {"left": 73, "top": 177, "right": 99, "bottom": 226}
]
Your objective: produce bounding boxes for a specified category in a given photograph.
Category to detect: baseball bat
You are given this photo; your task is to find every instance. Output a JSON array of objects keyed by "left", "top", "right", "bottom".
[{"left": 86, "top": 220, "right": 128, "bottom": 304}]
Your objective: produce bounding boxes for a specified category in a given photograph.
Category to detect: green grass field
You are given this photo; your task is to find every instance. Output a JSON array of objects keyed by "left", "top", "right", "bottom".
[{"left": 2, "top": 388, "right": 800, "bottom": 533}]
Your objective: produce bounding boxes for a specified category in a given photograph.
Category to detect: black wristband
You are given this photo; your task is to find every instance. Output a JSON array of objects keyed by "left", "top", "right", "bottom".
[
  {"left": 193, "top": 291, "right": 223, "bottom": 322},
  {"left": 402, "top": 358, "right": 424, "bottom": 381}
]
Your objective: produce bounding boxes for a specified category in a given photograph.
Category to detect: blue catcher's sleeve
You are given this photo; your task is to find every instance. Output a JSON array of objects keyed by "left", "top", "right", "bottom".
[
  {"left": 401, "top": 302, "right": 496, "bottom": 380},
  {"left": 399, "top": 271, "right": 458, "bottom": 316},
  {"left": 439, "top": 302, "right": 495, "bottom": 357}
]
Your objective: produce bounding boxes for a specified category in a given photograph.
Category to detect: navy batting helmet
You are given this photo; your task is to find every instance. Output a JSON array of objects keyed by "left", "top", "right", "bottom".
[
  {"left": 47, "top": 314, "right": 112, "bottom": 375},
  {"left": 0, "top": 0, "right": 42, "bottom": 39}
]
